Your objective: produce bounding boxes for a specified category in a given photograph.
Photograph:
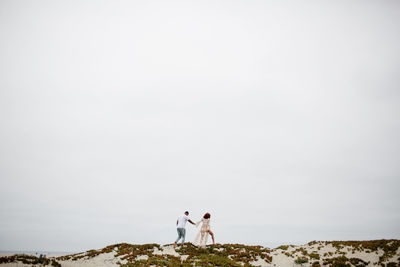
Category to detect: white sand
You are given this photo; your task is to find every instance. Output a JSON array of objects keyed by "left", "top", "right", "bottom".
[
  {"left": 0, "top": 264, "right": 33, "bottom": 267},
  {"left": 250, "top": 256, "right": 270, "bottom": 266},
  {"left": 57, "top": 252, "right": 120, "bottom": 267},
  {"left": 2, "top": 242, "right": 399, "bottom": 266}
]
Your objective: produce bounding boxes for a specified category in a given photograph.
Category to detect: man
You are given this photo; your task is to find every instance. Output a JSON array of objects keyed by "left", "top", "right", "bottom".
[{"left": 174, "top": 211, "right": 196, "bottom": 249}]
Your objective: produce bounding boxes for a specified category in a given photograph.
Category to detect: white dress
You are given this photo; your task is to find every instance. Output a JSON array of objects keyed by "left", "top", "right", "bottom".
[{"left": 193, "top": 218, "right": 211, "bottom": 248}]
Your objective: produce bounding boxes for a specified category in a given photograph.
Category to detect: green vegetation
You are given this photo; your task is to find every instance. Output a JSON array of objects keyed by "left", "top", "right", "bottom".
[
  {"left": 385, "top": 262, "right": 400, "bottom": 267},
  {"left": 0, "top": 254, "right": 61, "bottom": 266},
  {"left": 326, "top": 240, "right": 399, "bottom": 254},
  {"left": 175, "top": 243, "right": 272, "bottom": 266},
  {"left": 322, "top": 256, "right": 370, "bottom": 267},
  {"left": 3, "top": 239, "right": 399, "bottom": 266},
  {"left": 309, "top": 252, "right": 320, "bottom": 260},
  {"left": 294, "top": 247, "right": 309, "bottom": 256},
  {"left": 323, "top": 239, "right": 400, "bottom": 265},
  {"left": 276, "top": 245, "right": 290, "bottom": 250},
  {"left": 284, "top": 251, "right": 292, "bottom": 257},
  {"left": 294, "top": 256, "right": 309, "bottom": 264},
  {"left": 55, "top": 243, "right": 273, "bottom": 266}
]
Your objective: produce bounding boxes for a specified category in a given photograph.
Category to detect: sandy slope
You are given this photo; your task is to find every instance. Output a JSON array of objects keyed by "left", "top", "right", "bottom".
[
  {"left": 1, "top": 240, "right": 399, "bottom": 266},
  {"left": 57, "top": 252, "right": 120, "bottom": 267}
]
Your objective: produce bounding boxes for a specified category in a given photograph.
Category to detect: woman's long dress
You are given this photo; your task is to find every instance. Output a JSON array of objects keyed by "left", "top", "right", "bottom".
[{"left": 193, "top": 218, "right": 211, "bottom": 248}]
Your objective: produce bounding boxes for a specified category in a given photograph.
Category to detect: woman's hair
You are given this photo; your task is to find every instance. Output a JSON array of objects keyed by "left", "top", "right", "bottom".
[{"left": 203, "top": 213, "right": 211, "bottom": 219}]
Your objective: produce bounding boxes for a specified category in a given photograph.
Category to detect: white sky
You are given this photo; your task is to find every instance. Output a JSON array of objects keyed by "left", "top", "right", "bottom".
[{"left": 0, "top": 0, "right": 399, "bottom": 252}]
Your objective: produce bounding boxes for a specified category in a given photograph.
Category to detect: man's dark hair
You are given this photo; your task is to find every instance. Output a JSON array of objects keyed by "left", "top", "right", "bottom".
[{"left": 184, "top": 211, "right": 189, "bottom": 215}]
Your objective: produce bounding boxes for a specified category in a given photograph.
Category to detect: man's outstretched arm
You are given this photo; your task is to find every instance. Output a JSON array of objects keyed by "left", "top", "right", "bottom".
[{"left": 188, "top": 219, "right": 196, "bottom": 225}]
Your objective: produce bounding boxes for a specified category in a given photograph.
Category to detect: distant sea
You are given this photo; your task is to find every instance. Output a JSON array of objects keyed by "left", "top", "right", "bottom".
[{"left": 0, "top": 250, "right": 77, "bottom": 256}]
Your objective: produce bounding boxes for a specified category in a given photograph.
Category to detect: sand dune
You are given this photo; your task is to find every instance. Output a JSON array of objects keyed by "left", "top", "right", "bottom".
[{"left": 1, "top": 240, "right": 399, "bottom": 266}]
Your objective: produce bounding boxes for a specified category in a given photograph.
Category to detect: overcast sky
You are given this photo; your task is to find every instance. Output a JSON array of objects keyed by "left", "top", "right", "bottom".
[{"left": 1, "top": 0, "right": 399, "bottom": 252}]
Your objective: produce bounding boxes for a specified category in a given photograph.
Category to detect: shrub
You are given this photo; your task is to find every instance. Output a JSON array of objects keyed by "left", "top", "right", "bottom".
[
  {"left": 276, "top": 245, "right": 289, "bottom": 250},
  {"left": 295, "top": 257, "right": 308, "bottom": 264},
  {"left": 309, "top": 252, "right": 320, "bottom": 260}
]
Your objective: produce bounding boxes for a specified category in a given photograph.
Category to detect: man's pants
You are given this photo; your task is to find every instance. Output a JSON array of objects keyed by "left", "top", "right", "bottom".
[{"left": 175, "top": 228, "right": 186, "bottom": 245}]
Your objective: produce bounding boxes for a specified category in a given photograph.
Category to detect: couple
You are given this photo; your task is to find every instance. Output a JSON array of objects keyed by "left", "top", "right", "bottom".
[{"left": 173, "top": 211, "right": 215, "bottom": 249}]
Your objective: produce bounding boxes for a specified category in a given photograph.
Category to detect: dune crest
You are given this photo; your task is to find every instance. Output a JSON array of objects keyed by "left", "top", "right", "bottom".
[{"left": 1, "top": 240, "right": 399, "bottom": 266}]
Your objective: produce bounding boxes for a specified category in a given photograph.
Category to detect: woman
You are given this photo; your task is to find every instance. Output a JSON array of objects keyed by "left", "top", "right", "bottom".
[{"left": 193, "top": 213, "right": 215, "bottom": 248}]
